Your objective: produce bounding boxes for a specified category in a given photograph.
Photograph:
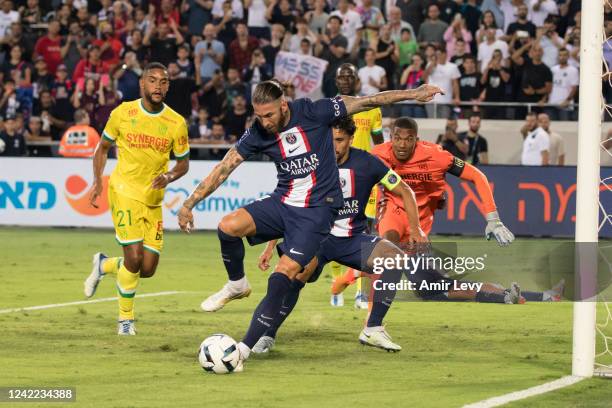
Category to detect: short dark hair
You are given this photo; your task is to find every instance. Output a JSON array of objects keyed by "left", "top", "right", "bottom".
[
  {"left": 332, "top": 116, "right": 356, "bottom": 137},
  {"left": 143, "top": 62, "right": 168, "bottom": 75},
  {"left": 394, "top": 117, "right": 418, "bottom": 133},
  {"left": 463, "top": 54, "right": 476, "bottom": 62},
  {"left": 328, "top": 15, "right": 342, "bottom": 25},
  {"left": 469, "top": 112, "right": 481, "bottom": 120},
  {"left": 252, "top": 80, "right": 284, "bottom": 105}
]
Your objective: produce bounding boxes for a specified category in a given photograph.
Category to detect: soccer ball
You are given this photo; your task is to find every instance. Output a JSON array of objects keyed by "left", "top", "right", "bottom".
[{"left": 198, "top": 334, "right": 241, "bottom": 374}]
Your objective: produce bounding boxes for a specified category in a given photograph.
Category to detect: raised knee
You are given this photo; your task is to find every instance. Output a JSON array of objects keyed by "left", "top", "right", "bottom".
[
  {"left": 124, "top": 250, "right": 144, "bottom": 272},
  {"left": 218, "top": 216, "right": 241, "bottom": 237},
  {"left": 140, "top": 267, "right": 156, "bottom": 278}
]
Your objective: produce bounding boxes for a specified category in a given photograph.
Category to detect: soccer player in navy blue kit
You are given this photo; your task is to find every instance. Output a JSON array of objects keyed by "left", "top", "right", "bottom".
[{"left": 178, "top": 80, "right": 442, "bottom": 364}]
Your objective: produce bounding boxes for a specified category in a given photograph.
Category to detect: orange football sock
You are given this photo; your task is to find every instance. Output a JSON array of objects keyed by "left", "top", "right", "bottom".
[{"left": 331, "top": 268, "right": 358, "bottom": 295}]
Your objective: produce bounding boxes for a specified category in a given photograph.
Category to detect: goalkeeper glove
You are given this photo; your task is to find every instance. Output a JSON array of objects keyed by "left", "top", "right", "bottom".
[{"left": 485, "top": 211, "right": 515, "bottom": 246}]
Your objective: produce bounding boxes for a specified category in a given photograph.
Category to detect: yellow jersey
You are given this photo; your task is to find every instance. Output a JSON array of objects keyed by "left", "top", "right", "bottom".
[
  {"left": 102, "top": 99, "right": 190, "bottom": 206},
  {"left": 351, "top": 107, "right": 383, "bottom": 152}
]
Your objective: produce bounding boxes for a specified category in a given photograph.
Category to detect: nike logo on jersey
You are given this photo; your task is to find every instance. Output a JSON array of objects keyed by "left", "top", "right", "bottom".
[
  {"left": 289, "top": 248, "right": 304, "bottom": 255},
  {"left": 288, "top": 146, "right": 300, "bottom": 154}
]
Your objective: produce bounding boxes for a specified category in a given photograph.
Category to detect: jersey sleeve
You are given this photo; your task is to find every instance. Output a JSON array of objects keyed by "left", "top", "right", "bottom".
[
  {"left": 302, "top": 96, "right": 348, "bottom": 126},
  {"left": 235, "top": 127, "right": 260, "bottom": 160},
  {"left": 371, "top": 108, "right": 383, "bottom": 136},
  {"left": 172, "top": 118, "right": 190, "bottom": 160},
  {"left": 433, "top": 145, "right": 465, "bottom": 177},
  {"left": 102, "top": 105, "right": 122, "bottom": 142}
]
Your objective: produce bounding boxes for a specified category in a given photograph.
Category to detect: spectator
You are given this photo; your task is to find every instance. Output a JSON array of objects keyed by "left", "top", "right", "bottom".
[
  {"left": 266, "top": 0, "right": 297, "bottom": 34},
  {"left": 387, "top": 6, "right": 415, "bottom": 45},
  {"left": 564, "top": 25, "right": 580, "bottom": 68},
  {"left": 94, "top": 80, "right": 121, "bottom": 132},
  {"left": 435, "top": 116, "right": 468, "bottom": 159},
  {"left": 460, "top": 0, "right": 482, "bottom": 37},
  {"left": 56, "top": 4, "right": 72, "bottom": 35},
  {"left": 529, "top": 0, "right": 558, "bottom": 27},
  {"left": 305, "top": 0, "right": 329, "bottom": 35},
  {"left": 458, "top": 55, "right": 481, "bottom": 117},
  {"left": 450, "top": 38, "right": 468, "bottom": 69},
  {"left": 176, "top": 44, "right": 195, "bottom": 78},
  {"left": 0, "top": 115, "right": 26, "bottom": 157},
  {"left": 24, "top": 115, "right": 52, "bottom": 156},
  {"left": 34, "top": 90, "right": 67, "bottom": 140},
  {"left": 287, "top": 17, "right": 317, "bottom": 54},
  {"left": 478, "top": 27, "right": 509, "bottom": 71},
  {"left": 212, "top": 0, "right": 244, "bottom": 21},
  {"left": 198, "top": 69, "right": 228, "bottom": 122},
  {"left": 165, "top": 61, "right": 199, "bottom": 118},
  {"left": 475, "top": 10, "right": 503, "bottom": 45},
  {"left": 358, "top": 48, "right": 387, "bottom": 95},
  {"left": 399, "top": 53, "right": 426, "bottom": 118},
  {"left": 185, "top": 0, "right": 213, "bottom": 36},
  {"left": 157, "top": 0, "right": 180, "bottom": 26},
  {"left": 245, "top": 0, "right": 270, "bottom": 40},
  {"left": 480, "top": 49, "right": 510, "bottom": 119},
  {"left": 97, "top": 0, "right": 113, "bottom": 23},
  {"left": 144, "top": 19, "right": 185, "bottom": 66},
  {"left": 422, "top": 47, "right": 460, "bottom": 118},
  {"left": 77, "top": 7, "right": 97, "bottom": 37},
  {"left": 395, "top": 0, "right": 426, "bottom": 35},
  {"left": 20, "top": 0, "right": 42, "bottom": 26},
  {"left": 538, "top": 16, "right": 564, "bottom": 69},
  {"left": 34, "top": 20, "right": 63, "bottom": 75},
  {"left": 517, "top": 43, "right": 552, "bottom": 113},
  {"left": 73, "top": 45, "right": 111, "bottom": 88},
  {"left": 243, "top": 48, "right": 273, "bottom": 95},
  {"left": 134, "top": 7, "right": 152, "bottom": 34},
  {"left": 32, "top": 57, "right": 54, "bottom": 97},
  {"left": 547, "top": 48, "right": 578, "bottom": 121},
  {"left": 0, "top": 0, "right": 19, "bottom": 40},
  {"left": 114, "top": 51, "right": 142, "bottom": 101},
  {"left": 189, "top": 107, "right": 212, "bottom": 142},
  {"left": 228, "top": 22, "right": 259, "bottom": 76},
  {"left": 417, "top": 4, "right": 448, "bottom": 47},
  {"left": 0, "top": 79, "right": 22, "bottom": 119},
  {"left": 316, "top": 15, "right": 349, "bottom": 97},
  {"left": 357, "top": 0, "right": 385, "bottom": 44},
  {"left": 299, "top": 38, "right": 314, "bottom": 55},
  {"left": 520, "top": 111, "right": 549, "bottom": 165},
  {"left": 214, "top": 0, "right": 241, "bottom": 45},
  {"left": 480, "top": 0, "right": 505, "bottom": 31},
  {"left": 396, "top": 28, "right": 418, "bottom": 71},
  {"left": 263, "top": 24, "right": 286, "bottom": 69},
  {"left": 195, "top": 23, "right": 225, "bottom": 84},
  {"left": 506, "top": 4, "right": 536, "bottom": 40},
  {"left": 223, "top": 94, "right": 251, "bottom": 142},
  {"left": 124, "top": 29, "right": 149, "bottom": 63},
  {"left": 436, "top": 0, "right": 459, "bottom": 24},
  {"left": 537, "top": 112, "right": 565, "bottom": 165},
  {"left": 61, "top": 21, "right": 88, "bottom": 76},
  {"left": 51, "top": 64, "right": 74, "bottom": 125},
  {"left": 71, "top": 78, "right": 101, "bottom": 130},
  {"left": 373, "top": 24, "right": 396, "bottom": 90},
  {"left": 59, "top": 108, "right": 101, "bottom": 158},
  {"left": 225, "top": 67, "right": 248, "bottom": 102},
  {"left": 208, "top": 122, "right": 230, "bottom": 159},
  {"left": 2, "top": 45, "right": 31, "bottom": 88},
  {"left": 330, "top": 0, "right": 363, "bottom": 58},
  {"left": 458, "top": 113, "right": 488, "bottom": 165},
  {"left": 443, "top": 14, "right": 472, "bottom": 59}
]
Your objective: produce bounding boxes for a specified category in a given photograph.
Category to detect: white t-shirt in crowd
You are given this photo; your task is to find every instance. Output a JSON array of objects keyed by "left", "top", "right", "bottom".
[
  {"left": 330, "top": 9, "right": 363, "bottom": 51},
  {"left": 0, "top": 10, "right": 19, "bottom": 38},
  {"left": 529, "top": 0, "right": 558, "bottom": 27},
  {"left": 212, "top": 0, "right": 244, "bottom": 19},
  {"left": 358, "top": 64, "right": 386, "bottom": 95},
  {"left": 477, "top": 40, "right": 509, "bottom": 69},
  {"left": 548, "top": 64, "right": 579, "bottom": 105},
  {"left": 521, "top": 127, "right": 550, "bottom": 165},
  {"left": 427, "top": 62, "right": 461, "bottom": 104},
  {"left": 247, "top": 0, "right": 269, "bottom": 28},
  {"left": 547, "top": 131, "right": 565, "bottom": 165}
]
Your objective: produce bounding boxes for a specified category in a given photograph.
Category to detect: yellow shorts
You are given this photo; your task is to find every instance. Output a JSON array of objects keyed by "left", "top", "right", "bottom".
[
  {"left": 109, "top": 185, "right": 163, "bottom": 255},
  {"left": 364, "top": 187, "right": 378, "bottom": 220}
]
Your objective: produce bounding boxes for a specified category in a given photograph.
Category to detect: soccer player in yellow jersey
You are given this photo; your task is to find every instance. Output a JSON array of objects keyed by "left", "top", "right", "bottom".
[
  {"left": 84, "top": 62, "right": 190, "bottom": 335},
  {"left": 333, "top": 63, "right": 384, "bottom": 308}
]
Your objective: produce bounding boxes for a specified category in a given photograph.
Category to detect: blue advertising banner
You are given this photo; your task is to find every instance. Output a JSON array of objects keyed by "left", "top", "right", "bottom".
[{"left": 431, "top": 165, "right": 612, "bottom": 238}]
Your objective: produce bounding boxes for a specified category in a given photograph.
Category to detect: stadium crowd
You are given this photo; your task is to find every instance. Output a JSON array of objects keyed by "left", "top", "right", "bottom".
[{"left": 0, "top": 0, "right": 593, "bottom": 158}]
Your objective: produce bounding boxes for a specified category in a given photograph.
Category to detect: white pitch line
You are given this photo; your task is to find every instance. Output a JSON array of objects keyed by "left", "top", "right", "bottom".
[
  {"left": 463, "top": 375, "right": 586, "bottom": 408},
  {"left": 0, "top": 291, "right": 185, "bottom": 314}
]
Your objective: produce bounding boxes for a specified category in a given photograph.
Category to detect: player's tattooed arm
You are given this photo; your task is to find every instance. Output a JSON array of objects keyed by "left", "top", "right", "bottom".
[
  {"left": 178, "top": 148, "right": 244, "bottom": 232},
  {"left": 388, "top": 181, "right": 428, "bottom": 243},
  {"left": 89, "top": 138, "right": 113, "bottom": 208},
  {"left": 342, "top": 84, "right": 444, "bottom": 115}
]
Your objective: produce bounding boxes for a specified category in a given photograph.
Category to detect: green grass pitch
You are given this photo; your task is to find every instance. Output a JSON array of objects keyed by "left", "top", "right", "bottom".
[{"left": 0, "top": 227, "right": 611, "bottom": 407}]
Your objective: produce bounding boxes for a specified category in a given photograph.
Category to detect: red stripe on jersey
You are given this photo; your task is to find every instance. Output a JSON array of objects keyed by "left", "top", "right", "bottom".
[
  {"left": 297, "top": 127, "right": 311, "bottom": 151},
  {"left": 282, "top": 178, "right": 293, "bottom": 204},
  {"left": 350, "top": 169, "right": 355, "bottom": 197},
  {"left": 276, "top": 133, "right": 287, "bottom": 159},
  {"left": 304, "top": 173, "right": 316, "bottom": 207}
]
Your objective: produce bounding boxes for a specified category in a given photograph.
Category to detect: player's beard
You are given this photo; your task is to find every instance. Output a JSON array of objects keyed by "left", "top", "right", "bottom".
[{"left": 144, "top": 89, "right": 165, "bottom": 110}]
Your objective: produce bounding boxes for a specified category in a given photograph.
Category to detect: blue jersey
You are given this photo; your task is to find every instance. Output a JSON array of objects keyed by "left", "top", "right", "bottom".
[
  {"left": 236, "top": 97, "right": 347, "bottom": 208},
  {"left": 331, "top": 148, "right": 401, "bottom": 237}
]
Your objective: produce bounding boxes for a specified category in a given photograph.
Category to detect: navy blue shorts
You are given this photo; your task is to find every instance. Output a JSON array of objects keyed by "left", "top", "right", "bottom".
[
  {"left": 279, "top": 233, "right": 381, "bottom": 283},
  {"left": 244, "top": 196, "right": 338, "bottom": 268}
]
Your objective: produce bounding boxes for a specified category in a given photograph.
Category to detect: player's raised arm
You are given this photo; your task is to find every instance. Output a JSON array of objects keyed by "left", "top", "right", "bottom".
[
  {"left": 342, "top": 84, "right": 444, "bottom": 115},
  {"left": 448, "top": 159, "right": 515, "bottom": 246},
  {"left": 89, "top": 137, "right": 113, "bottom": 208},
  {"left": 178, "top": 147, "right": 245, "bottom": 232}
]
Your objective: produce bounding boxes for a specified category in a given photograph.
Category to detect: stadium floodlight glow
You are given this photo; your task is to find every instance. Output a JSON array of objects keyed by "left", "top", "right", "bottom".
[{"left": 572, "top": 0, "right": 604, "bottom": 378}]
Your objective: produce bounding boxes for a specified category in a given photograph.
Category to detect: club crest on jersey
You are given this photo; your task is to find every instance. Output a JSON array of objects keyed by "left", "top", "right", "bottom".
[
  {"left": 285, "top": 133, "right": 297, "bottom": 144},
  {"left": 278, "top": 126, "right": 309, "bottom": 158},
  {"left": 340, "top": 177, "right": 346, "bottom": 188}
]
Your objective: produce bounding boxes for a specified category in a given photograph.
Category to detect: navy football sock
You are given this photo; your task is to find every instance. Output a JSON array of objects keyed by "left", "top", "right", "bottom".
[
  {"left": 367, "top": 268, "right": 403, "bottom": 328},
  {"left": 521, "top": 291, "right": 544, "bottom": 301},
  {"left": 265, "top": 279, "right": 305, "bottom": 339},
  {"left": 217, "top": 227, "right": 245, "bottom": 281},
  {"left": 243, "top": 272, "right": 291, "bottom": 348},
  {"left": 475, "top": 291, "right": 507, "bottom": 303}
]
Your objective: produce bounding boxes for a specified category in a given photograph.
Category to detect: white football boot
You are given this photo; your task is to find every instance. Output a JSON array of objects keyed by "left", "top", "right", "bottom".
[
  {"left": 117, "top": 319, "right": 136, "bottom": 335},
  {"left": 84, "top": 252, "right": 106, "bottom": 298},
  {"left": 252, "top": 336, "right": 276, "bottom": 354},
  {"left": 359, "top": 327, "right": 402, "bottom": 352},
  {"left": 330, "top": 293, "right": 344, "bottom": 307},
  {"left": 354, "top": 290, "right": 369, "bottom": 309},
  {"left": 201, "top": 279, "right": 252, "bottom": 312}
]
